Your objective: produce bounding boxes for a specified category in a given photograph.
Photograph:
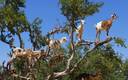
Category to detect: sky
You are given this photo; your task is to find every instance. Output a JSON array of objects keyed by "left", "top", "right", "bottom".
[{"left": 0, "top": 0, "right": 128, "bottom": 63}]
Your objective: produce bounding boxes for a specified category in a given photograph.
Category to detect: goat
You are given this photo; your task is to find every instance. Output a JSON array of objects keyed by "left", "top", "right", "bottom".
[
  {"left": 25, "top": 49, "right": 48, "bottom": 67},
  {"left": 76, "top": 19, "right": 85, "bottom": 41},
  {"left": 7, "top": 47, "right": 26, "bottom": 69},
  {"left": 48, "top": 37, "right": 67, "bottom": 49},
  {"left": 7, "top": 47, "right": 48, "bottom": 69},
  {"left": 95, "top": 13, "right": 117, "bottom": 42},
  {"left": 11, "top": 47, "right": 26, "bottom": 58}
]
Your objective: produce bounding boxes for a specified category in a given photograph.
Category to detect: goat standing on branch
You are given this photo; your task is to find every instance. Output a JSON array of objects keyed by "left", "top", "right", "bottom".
[
  {"left": 95, "top": 13, "right": 117, "bottom": 42},
  {"left": 76, "top": 19, "right": 85, "bottom": 42},
  {"left": 7, "top": 47, "right": 26, "bottom": 69},
  {"left": 7, "top": 47, "right": 48, "bottom": 69},
  {"left": 47, "top": 37, "right": 67, "bottom": 49},
  {"left": 11, "top": 47, "right": 26, "bottom": 59}
]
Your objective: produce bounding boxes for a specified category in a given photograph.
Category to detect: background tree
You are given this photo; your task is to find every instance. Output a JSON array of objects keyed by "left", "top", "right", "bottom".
[
  {"left": 0, "top": 0, "right": 29, "bottom": 48},
  {"left": 0, "top": 0, "right": 47, "bottom": 49},
  {"left": 29, "top": 17, "right": 46, "bottom": 50}
]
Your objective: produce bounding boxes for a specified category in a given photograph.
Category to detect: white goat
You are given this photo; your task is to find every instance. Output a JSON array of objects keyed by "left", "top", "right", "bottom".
[
  {"left": 76, "top": 19, "right": 85, "bottom": 41},
  {"left": 48, "top": 37, "right": 67, "bottom": 49}
]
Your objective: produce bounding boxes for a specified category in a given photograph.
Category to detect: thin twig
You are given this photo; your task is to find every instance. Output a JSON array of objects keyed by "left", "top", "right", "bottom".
[{"left": 46, "top": 26, "right": 67, "bottom": 37}]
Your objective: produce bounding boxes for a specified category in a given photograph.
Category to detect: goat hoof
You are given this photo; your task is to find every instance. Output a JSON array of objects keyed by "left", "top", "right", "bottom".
[{"left": 95, "top": 40, "right": 100, "bottom": 45}]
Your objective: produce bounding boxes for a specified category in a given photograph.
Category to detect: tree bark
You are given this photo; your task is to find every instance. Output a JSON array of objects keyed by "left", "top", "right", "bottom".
[{"left": 17, "top": 32, "right": 24, "bottom": 48}]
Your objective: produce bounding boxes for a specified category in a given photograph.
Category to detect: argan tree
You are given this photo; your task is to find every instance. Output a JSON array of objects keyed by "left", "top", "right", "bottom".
[{"left": 0, "top": 0, "right": 127, "bottom": 80}]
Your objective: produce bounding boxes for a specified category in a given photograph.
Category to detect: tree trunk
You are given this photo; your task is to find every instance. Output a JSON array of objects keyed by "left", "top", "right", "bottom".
[{"left": 17, "top": 32, "right": 24, "bottom": 48}]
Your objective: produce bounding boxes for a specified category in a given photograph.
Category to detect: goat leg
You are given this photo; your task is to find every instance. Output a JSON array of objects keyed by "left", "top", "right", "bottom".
[
  {"left": 106, "top": 30, "right": 110, "bottom": 38},
  {"left": 96, "top": 29, "right": 100, "bottom": 41}
]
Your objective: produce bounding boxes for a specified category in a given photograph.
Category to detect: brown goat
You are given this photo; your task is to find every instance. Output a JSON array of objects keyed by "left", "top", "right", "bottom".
[{"left": 95, "top": 13, "right": 117, "bottom": 42}]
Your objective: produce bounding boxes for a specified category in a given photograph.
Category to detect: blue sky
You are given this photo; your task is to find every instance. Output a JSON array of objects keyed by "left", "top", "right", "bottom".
[{"left": 0, "top": 0, "right": 128, "bottom": 63}]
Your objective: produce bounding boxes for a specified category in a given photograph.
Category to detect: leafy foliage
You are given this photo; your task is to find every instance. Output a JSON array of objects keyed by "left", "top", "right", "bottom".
[
  {"left": 0, "top": 0, "right": 127, "bottom": 80},
  {"left": 29, "top": 17, "right": 46, "bottom": 50},
  {"left": 59, "top": 0, "right": 103, "bottom": 21},
  {"left": 69, "top": 46, "right": 125, "bottom": 80},
  {"left": 114, "top": 37, "right": 127, "bottom": 48},
  {"left": 0, "top": 0, "right": 29, "bottom": 48}
]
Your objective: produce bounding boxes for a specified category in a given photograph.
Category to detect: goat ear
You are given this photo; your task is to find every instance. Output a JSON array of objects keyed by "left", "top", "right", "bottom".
[
  {"left": 114, "top": 13, "right": 117, "bottom": 18},
  {"left": 111, "top": 13, "right": 118, "bottom": 20},
  {"left": 80, "top": 19, "right": 85, "bottom": 23},
  {"left": 12, "top": 47, "right": 16, "bottom": 52},
  {"left": 112, "top": 13, "right": 117, "bottom": 17}
]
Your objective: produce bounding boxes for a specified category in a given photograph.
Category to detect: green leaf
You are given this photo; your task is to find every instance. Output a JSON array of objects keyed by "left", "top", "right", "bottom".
[{"left": 114, "top": 37, "right": 127, "bottom": 48}]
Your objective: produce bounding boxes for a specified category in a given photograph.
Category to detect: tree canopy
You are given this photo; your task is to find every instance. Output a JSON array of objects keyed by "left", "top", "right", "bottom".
[{"left": 0, "top": 0, "right": 127, "bottom": 80}]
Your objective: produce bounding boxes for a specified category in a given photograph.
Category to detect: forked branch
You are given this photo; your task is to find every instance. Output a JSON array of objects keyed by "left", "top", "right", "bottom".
[{"left": 46, "top": 37, "right": 113, "bottom": 80}]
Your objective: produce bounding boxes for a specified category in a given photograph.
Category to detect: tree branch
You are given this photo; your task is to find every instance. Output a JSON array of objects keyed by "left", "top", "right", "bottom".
[
  {"left": 46, "top": 26, "right": 68, "bottom": 37},
  {"left": 0, "top": 32, "right": 14, "bottom": 48},
  {"left": 46, "top": 19, "right": 76, "bottom": 80},
  {"left": 46, "top": 37, "right": 113, "bottom": 80},
  {"left": 17, "top": 32, "right": 24, "bottom": 48},
  {"left": 70, "top": 37, "right": 113, "bottom": 73},
  {"left": 75, "top": 40, "right": 95, "bottom": 46},
  {"left": 12, "top": 74, "right": 31, "bottom": 80}
]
